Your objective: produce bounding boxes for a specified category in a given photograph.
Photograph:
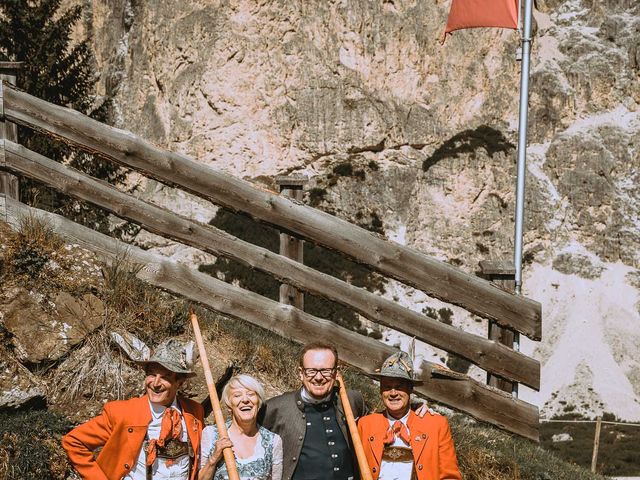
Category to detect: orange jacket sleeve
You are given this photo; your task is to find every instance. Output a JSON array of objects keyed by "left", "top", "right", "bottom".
[
  {"left": 61, "top": 404, "right": 114, "bottom": 480},
  {"left": 438, "top": 418, "right": 462, "bottom": 480}
]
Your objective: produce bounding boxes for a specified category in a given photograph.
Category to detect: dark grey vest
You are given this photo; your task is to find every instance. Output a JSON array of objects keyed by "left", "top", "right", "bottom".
[
  {"left": 293, "top": 401, "right": 355, "bottom": 480},
  {"left": 260, "top": 388, "right": 366, "bottom": 480}
]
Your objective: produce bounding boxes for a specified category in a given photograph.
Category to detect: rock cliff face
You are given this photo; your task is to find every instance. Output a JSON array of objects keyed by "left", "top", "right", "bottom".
[{"left": 63, "top": 0, "right": 638, "bottom": 420}]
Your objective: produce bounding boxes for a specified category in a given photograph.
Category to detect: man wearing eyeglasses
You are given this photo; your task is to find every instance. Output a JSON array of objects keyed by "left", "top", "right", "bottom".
[{"left": 260, "top": 341, "right": 366, "bottom": 480}]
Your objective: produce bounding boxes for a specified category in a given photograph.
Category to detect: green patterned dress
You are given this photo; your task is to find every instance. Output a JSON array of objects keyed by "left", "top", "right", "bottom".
[{"left": 200, "top": 423, "right": 283, "bottom": 480}]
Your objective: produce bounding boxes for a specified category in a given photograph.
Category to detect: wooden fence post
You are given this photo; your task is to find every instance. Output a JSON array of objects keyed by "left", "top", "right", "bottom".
[
  {"left": 478, "top": 260, "right": 518, "bottom": 396},
  {"left": 0, "top": 62, "right": 22, "bottom": 203},
  {"left": 275, "top": 175, "right": 308, "bottom": 309},
  {"left": 591, "top": 416, "right": 602, "bottom": 473}
]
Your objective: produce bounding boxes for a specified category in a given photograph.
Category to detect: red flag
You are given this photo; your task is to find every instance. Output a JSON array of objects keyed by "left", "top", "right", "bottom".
[{"left": 444, "top": 0, "right": 519, "bottom": 35}]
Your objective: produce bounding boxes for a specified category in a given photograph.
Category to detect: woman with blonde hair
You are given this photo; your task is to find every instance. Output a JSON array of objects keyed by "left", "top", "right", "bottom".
[{"left": 199, "top": 374, "right": 283, "bottom": 480}]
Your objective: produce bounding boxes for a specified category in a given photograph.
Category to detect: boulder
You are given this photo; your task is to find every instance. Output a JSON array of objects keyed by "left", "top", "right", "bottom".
[
  {"left": 551, "top": 433, "right": 573, "bottom": 443},
  {"left": 0, "top": 346, "right": 46, "bottom": 410},
  {"left": 1, "top": 289, "right": 104, "bottom": 365}
]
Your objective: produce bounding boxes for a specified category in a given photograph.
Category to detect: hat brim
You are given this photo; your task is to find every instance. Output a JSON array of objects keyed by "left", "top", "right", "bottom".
[
  {"left": 137, "top": 360, "right": 197, "bottom": 378},
  {"left": 370, "top": 372, "right": 424, "bottom": 386}
]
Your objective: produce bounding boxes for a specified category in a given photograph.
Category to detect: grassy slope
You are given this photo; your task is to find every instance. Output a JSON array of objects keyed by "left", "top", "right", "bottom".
[
  {"left": 0, "top": 217, "right": 613, "bottom": 479},
  {"left": 541, "top": 416, "right": 640, "bottom": 477}
]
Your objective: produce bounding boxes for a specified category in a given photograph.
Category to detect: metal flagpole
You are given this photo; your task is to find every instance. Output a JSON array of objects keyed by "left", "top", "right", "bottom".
[
  {"left": 514, "top": 0, "right": 534, "bottom": 296},
  {"left": 511, "top": 0, "right": 534, "bottom": 397}
]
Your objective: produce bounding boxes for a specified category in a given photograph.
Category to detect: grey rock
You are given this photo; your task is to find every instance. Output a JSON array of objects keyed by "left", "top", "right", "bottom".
[
  {"left": 0, "top": 348, "right": 46, "bottom": 410},
  {"left": 551, "top": 432, "right": 573, "bottom": 442},
  {"left": 552, "top": 253, "right": 604, "bottom": 279}
]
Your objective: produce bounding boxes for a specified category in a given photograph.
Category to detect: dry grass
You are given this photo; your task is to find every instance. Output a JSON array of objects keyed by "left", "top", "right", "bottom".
[
  {"left": 47, "top": 331, "right": 135, "bottom": 408},
  {"left": 1, "top": 214, "right": 93, "bottom": 301},
  {"left": 0, "top": 216, "right": 186, "bottom": 410},
  {"left": 100, "top": 253, "right": 190, "bottom": 345},
  {"left": 48, "top": 252, "right": 192, "bottom": 412}
]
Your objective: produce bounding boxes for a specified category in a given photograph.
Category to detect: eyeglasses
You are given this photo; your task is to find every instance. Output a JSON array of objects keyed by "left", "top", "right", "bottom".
[{"left": 301, "top": 368, "right": 337, "bottom": 378}]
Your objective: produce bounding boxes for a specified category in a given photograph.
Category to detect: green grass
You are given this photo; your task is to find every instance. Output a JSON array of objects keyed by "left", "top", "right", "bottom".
[
  {"left": 453, "top": 416, "right": 609, "bottom": 480},
  {"left": 541, "top": 414, "right": 640, "bottom": 476},
  {"left": 0, "top": 410, "right": 72, "bottom": 480}
]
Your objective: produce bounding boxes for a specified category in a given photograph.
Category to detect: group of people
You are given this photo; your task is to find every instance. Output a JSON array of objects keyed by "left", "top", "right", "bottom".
[{"left": 62, "top": 340, "right": 461, "bottom": 480}]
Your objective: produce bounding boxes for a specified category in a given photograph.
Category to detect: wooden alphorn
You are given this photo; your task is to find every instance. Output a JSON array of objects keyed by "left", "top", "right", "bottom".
[
  {"left": 189, "top": 309, "right": 240, "bottom": 480},
  {"left": 337, "top": 372, "right": 373, "bottom": 480}
]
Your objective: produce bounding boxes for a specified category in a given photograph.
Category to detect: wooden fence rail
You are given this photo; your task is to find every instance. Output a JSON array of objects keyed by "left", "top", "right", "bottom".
[
  {"left": 0, "top": 65, "right": 20, "bottom": 200},
  {"left": 0, "top": 194, "right": 540, "bottom": 440},
  {"left": 1, "top": 82, "right": 542, "bottom": 339},
  {"left": 1, "top": 140, "right": 540, "bottom": 389}
]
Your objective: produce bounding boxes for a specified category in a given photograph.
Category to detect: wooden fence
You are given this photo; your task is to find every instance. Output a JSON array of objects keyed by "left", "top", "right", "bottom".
[{"left": 0, "top": 80, "right": 542, "bottom": 440}]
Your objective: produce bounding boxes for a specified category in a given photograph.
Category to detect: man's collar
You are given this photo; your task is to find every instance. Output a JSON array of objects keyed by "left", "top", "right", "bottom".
[
  {"left": 300, "top": 387, "right": 333, "bottom": 405},
  {"left": 386, "top": 410, "right": 410, "bottom": 425},
  {"left": 149, "top": 397, "right": 181, "bottom": 418}
]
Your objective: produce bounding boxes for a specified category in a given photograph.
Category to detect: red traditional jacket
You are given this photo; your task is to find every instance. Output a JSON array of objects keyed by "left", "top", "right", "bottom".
[
  {"left": 357, "top": 411, "right": 462, "bottom": 480},
  {"left": 62, "top": 394, "right": 204, "bottom": 480}
]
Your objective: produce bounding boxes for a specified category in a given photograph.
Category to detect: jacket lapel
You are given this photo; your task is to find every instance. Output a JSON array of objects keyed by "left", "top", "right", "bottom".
[
  {"left": 179, "top": 396, "right": 202, "bottom": 453},
  {"left": 128, "top": 395, "right": 153, "bottom": 425},
  {"left": 334, "top": 390, "right": 350, "bottom": 443},
  {"left": 371, "top": 414, "right": 388, "bottom": 467},
  {"left": 407, "top": 411, "right": 429, "bottom": 462},
  {"left": 125, "top": 396, "right": 153, "bottom": 457}
]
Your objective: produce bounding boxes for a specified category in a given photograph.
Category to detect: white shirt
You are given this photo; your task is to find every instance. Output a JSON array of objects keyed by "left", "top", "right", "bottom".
[
  {"left": 379, "top": 412, "right": 414, "bottom": 480},
  {"left": 300, "top": 387, "right": 331, "bottom": 404},
  {"left": 125, "top": 399, "right": 190, "bottom": 480}
]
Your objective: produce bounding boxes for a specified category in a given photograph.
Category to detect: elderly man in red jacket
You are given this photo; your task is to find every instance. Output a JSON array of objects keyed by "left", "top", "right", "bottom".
[
  {"left": 62, "top": 339, "right": 204, "bottom": 480},
  {"left": 358, "top": 352, "right": 461, "bottom": 480}
]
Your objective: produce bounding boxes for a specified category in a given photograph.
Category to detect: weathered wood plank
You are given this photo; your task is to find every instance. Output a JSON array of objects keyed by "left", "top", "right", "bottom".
[
  {"left": 2, "top": 141, "right": 540, "bottom": 389},
  {"left": 275, "top": 175, "right": 307, "bottom": 309},
  {"left": 480, "top": 261, "right": 518, "bottom": 394},
  {"left": 0, "top": 78, "right": 19, "bottom": 200},
  {"left": 1, "top": 195, "right": 540, "bottom": 440},
  {"left": 2, "top": 83, "right": 542, "bottom": 339}
]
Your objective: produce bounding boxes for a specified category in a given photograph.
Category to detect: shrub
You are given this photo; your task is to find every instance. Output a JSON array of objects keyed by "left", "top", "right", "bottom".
[
  {"left": 6, "top": 215, "right": 62, "bottom": 278},
  {"left": 0, "top": 410, "right": 72, "bottom": 480},
  {"left": 438, "top": 307, "right": 454, "bottom": 325},
  {"left": 333, "top": 162, "right": 354, "bottom": 177},
  {"left": 308, "top": 187, "right": 327, "bottom": 207}
]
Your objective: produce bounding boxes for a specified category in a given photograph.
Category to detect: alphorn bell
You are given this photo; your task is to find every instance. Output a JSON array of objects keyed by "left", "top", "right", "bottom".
[
  {"left": 337, "top": 372, "right": 373, "bottom": 480},
  {"left": 189, "top": 309, "right": 240, "bottom": 480}
]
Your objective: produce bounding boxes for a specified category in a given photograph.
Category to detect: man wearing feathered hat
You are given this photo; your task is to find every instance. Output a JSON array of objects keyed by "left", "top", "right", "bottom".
[
  {"left": 358, "top": 351, "right": 461, "bottom": 480},
  {"left": 62, "top": 338, "right": 205, "bottom": 480}
]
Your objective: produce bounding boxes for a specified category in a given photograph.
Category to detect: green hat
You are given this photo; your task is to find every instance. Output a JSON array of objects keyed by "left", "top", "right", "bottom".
[
  {"left": 372, "top": 351, "right": 423, "bottom": 385},
  {"left": 137, "top": 338, "right": 198, "bottom": 378}
]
